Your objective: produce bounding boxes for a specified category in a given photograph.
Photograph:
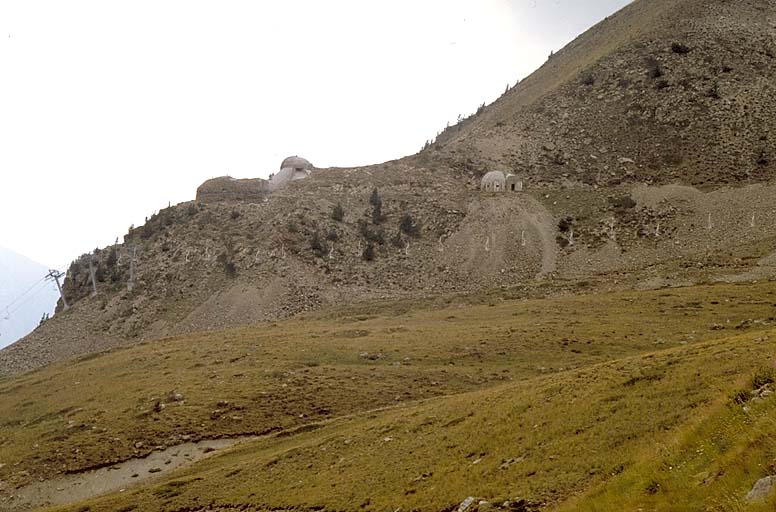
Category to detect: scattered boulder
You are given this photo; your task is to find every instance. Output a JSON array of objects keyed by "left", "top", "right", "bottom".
[
  {"left": 457, "top": 496, "right": 479, "bottom": 512},
  {"left": 359, "top": 352, "right": 384, "bottom": 361},
  {"left": 499, "top": 456, "right": 525, "bottom": 470},
  {"left": 501, "top": 498, "right": 538, "bottom": 511},
  {"left": 745, "top": 475, "right": 776, "bottom": 502},
  {"left": 452, "top": 496, "right": 540, "bottom": 512}
]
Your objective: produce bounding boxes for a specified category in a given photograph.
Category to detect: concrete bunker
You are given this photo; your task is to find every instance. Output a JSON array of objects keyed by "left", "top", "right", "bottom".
[
  {"left": 506, "top": 174, "right": 523, "bottom": 192},
  {"left": 196, "top": 176, "right": 270, "bottom": 203},
  {"left": 481, "top": 171, "right": 523, "bottom": 193},
  {"left": 269, "top": 156, "right": 314, "bottom": 191}
]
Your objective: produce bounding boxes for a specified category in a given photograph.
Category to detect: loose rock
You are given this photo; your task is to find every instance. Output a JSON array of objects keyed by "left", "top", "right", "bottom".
[{"left": 746, "top": 475, "right": 776, "bottom": 502}]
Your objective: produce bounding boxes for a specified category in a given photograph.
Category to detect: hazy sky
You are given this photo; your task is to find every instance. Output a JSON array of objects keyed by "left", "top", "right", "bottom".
[{"left": 0, "top": 0, "right": 631, "bottom": 269}]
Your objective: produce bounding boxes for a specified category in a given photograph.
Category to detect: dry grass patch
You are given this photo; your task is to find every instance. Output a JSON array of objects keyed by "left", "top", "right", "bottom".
[
  {"left": 46, "top": 330, "right": 776, "bottom": 511},
  {"left": 2, "top": 281, "right": 776, "bottom": 508}
]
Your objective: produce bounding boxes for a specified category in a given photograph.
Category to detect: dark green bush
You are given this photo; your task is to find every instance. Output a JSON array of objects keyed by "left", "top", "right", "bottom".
[
  {"left": 362, "top": 243, "right": 375, "bottom": 261},
  {"left": 645, "top": 480, "right": 661, "bottom": 495},
  {"left": 105, "top": 248, "right": 118, "bottom": 269},
  {"left": 399, "top": 213, "right": 421, "bottom": 237},
  {"left": 217, "top": 240, "right": 238, "bottom": 278},
  {"left": 371, "top": 201, "right": 384, "bottom": 225},
  {"left": 671, "top": 42, "right": 690, "bottom": 54},
  {"left": 757, "top": 149, "right": 769, "bottom": 166},
  {"left": 558, "top": 217, "right": 574, "bottom": 233},
  {"left": 391, "top": 231, "right": 404, "bottom": 248},
  {"left": 646, "top": 57, "right": 664, "bottom": 79},
  {"left": 358, "top": 220, "right": 385, "bottom": 245},
  {"left": 331, "top": 203, "right": 345, "bottom": 222},
  {"left": 310, "top": 231, "right": 329, "bottom": 258},
  {"left": 707, "top": 82, "right": 721, "bottom": 99},
  {"left": 369, "top": 188, "right": 381, "bottom": 206},
  {"left": 609, "top": 196, "right": 637, "bottom": 209}
]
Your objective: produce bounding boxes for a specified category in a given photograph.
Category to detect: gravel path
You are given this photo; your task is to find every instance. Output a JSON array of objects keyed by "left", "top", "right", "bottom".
[{"left": 0, "top": 437, "right": 253, "bottom": 511}]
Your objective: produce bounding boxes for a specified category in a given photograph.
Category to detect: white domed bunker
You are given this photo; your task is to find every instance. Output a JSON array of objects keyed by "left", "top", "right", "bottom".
[
  {"left": 269, "top": 156, "right": 315, "bottom": 191},
  {"left": 480, "top": 171, "right": 506, "bottom": 192},
  {"left": 480, "top": 171, "right": 523, "bottom": 193}
]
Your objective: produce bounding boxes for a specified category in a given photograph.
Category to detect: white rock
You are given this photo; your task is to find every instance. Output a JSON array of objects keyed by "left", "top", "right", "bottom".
[
  {"left": 746, "top": 476, "right": 776, "bottom": 502},
  {"left": 457, "top": 496, "right": 476, "bottom": 512}
]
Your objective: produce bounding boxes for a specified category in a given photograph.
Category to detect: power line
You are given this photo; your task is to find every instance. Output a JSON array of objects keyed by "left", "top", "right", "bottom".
[
  {"left": 1, "top": 274, "right": 47, "bottom": 312},
  {"left": 5, "top": 280, "right": 53, "bottom": 317},
  {"left": 1, "top": 266, "right": 68, "bottom": 321}
]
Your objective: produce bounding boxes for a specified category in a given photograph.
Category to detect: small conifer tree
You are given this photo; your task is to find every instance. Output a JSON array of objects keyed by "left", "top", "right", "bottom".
[
  {"left": 331, "top": 203, "right": 345, "bottom": 222},
  {"left": 362, "top": 243, "right": 375, "bottom": 261}
]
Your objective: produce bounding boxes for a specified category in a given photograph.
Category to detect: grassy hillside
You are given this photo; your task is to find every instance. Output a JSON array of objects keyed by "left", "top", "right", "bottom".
[
  {"left": 50, "top": 331, "right": 776, "bottom": 512},
  {"left": 564, "top": 380, "right": 776, "bottom": 512},
  {"left": 2, "top": 280, "right": 776, "bottom": 510}
]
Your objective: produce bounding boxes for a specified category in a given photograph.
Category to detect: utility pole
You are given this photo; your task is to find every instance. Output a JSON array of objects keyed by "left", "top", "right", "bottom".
[
  {"left": 128, "top": 246, "right": 137, "bottom": 292},
  {"left": 46, "top": 269, "right": 68, "bottom": 310},
  {"left": 88, "top": 258, "right": 98, "bottom": 297}
]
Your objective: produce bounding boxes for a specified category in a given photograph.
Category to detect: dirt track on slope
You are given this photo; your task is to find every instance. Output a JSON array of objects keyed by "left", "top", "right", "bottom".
[
  {"left": 0, "top": 437, "right": 252, "bottom": 511},
  {"left": 441, "top": 194, "right": 557, "bottom": 285}
]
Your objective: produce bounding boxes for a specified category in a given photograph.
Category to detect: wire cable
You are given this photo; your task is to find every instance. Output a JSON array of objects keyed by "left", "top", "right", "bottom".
[
  {"left": 0, "top": 265, "right": 68, "bottom": 321},
  {"left": 6, "top": 280, "right": 55, "bottom": 317},
  {"left": 0, "top": 274, "right": 48, "bottom": 313}
]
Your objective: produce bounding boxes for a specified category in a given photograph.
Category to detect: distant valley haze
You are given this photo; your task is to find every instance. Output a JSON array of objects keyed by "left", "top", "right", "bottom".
[{"left": 0, "top": 247, "right": 59, "bottom": 348}]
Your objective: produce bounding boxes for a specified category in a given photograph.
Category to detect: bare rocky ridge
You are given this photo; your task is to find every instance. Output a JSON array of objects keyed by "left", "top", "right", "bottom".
[
  {"left": 433, "top": 0, "right": 776, "bottom": 187},
  {"left": 2, "top": 0, "right": 776, "bottom": 376}
]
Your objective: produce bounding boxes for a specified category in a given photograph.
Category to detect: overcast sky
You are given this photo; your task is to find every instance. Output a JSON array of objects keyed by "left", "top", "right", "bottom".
[{"left": 0, "top": 0, "right": 631, "bottom": 269}]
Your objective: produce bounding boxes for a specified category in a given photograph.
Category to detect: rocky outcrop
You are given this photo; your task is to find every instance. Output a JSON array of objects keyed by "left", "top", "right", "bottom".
[{"left": 431, "top": 0, "right": 776, "bottom": 188}]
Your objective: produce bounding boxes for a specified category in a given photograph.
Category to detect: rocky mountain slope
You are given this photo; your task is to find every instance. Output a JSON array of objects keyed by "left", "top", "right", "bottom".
[
  {"left": 3, "top": 0, "right": 776, "bottom": 375},
  {"left": 434, "top": 0, "right": 776, "bottom": 187}
]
